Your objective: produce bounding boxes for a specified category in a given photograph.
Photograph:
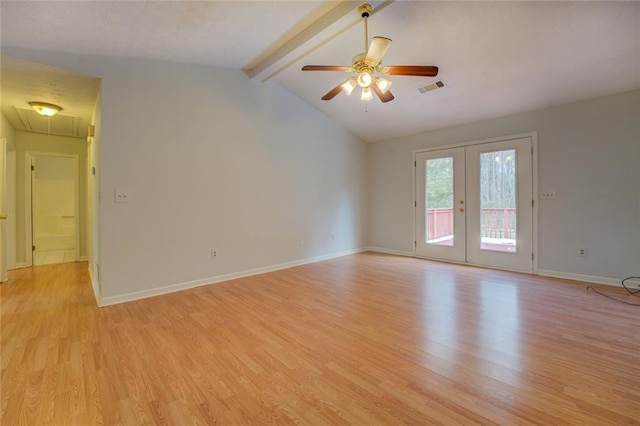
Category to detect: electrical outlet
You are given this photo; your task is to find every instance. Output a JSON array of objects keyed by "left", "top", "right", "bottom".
[
  {"left": 541, "top": 191, "right": 556, "bottom": 200},
  {"left": 114, "top": 189, "right": 131, "bottom": 203},
  {"left": 211, "top": 250, "right": 218, "bottom": 259},
  {"left": 578, "top": 248, "right": 587, "bottom": 257}
]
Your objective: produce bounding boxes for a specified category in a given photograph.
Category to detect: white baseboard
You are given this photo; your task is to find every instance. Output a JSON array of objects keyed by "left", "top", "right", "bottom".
[
  {"left": 99, "top": 247, "right": 368, "bottom": 307},
  {"left": 90, "top": 247, "right": 629, "bottom": 307},
  {"left": 78, "top": 256, "right": 88, "bottom": 261},
  {"left": 366, "top": 249, "right": 625, "bottom": 288},
  {"left": 365, "top": 246, "right": 414, "bottom": 257},
  {"left": 538, "top": 269, "right": 622, "bottom": 287},
  {"left": 14, "top": 262, "right": 29, "bottom": 269}
]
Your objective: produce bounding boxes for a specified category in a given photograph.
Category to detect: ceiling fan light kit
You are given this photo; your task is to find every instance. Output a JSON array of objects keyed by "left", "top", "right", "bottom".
[
  {"left": 375, "top": 77, "right": 392, "bottom": 94},
  {"left": 360, "top": 86, "right": 373, "bottom": 102},
  {"left": 357, "top": 71, "right": 372, "bottom": 88},
  {"left": 302, "top": 3, "right": 438, "bottom": 104},
  {"left": 341, "top": 77, "right": 358, "bottom": 95}
]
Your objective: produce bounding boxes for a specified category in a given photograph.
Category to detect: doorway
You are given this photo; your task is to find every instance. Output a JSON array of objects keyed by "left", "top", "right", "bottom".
[
  {"left": 415, "top": 135, "right": 536, "bottom": 273},
  {"left": 27, "top": 153, "right": 79, "bottom": 266}
]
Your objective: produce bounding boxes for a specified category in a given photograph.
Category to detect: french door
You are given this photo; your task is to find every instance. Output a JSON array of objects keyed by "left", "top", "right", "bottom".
[
  {"left": 415, "top": 137, "right": 534, "bottom": 273},
  {"left": 415, "top": 147, "right": 466, "bottom": 263}
]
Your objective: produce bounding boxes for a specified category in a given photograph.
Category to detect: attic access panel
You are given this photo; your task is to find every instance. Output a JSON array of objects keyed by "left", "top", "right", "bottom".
[{"left": 15, "top": 106, "right": 81, "bottom": 137}]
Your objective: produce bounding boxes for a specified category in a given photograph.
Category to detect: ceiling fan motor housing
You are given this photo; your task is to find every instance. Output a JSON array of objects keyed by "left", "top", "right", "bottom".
[
  {"left": 358, "top": 4, "right": 372, "bottom": 18},
  {"left": 352, "top": 53, "right": 378, "bottom": 75}
]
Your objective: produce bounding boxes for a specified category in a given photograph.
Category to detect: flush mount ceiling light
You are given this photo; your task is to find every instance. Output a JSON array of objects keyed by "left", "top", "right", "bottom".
[
  {"left": 302, "top": 3, "right": 439, "bottom": 103},
  {"left": 29, "top": 101, "right": 62, "bottom": 117}
]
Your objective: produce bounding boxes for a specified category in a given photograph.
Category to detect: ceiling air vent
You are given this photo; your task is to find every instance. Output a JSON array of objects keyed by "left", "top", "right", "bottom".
[{"left": 417, "top": 80, "right": 445, "bottom": 94}]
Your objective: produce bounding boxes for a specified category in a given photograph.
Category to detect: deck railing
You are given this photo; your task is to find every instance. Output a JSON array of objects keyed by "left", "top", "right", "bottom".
[
  {"left": 427, "top": 208, "right": 516, "bottom": 240},
  {"left": 426, "top": 208, "right": 454, "bottom": 240}
]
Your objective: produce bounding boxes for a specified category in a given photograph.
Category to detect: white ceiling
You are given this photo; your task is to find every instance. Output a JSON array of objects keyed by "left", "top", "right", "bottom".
[{"left": 2, "top": 1, "right": 639, "bottom": 142}]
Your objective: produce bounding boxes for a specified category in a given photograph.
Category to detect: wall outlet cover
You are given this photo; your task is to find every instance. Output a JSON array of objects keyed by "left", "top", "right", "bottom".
[{"left": 114, "top": 189, "right": 131, "bottom": 203}]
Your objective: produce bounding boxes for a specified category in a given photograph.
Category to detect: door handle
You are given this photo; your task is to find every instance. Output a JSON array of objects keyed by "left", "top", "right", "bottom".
[
  {"left": 459, "top": 208, "right": 464, "bottom": 213},
  {"left": 0, "top": 215, "right": 7, "bottom": 220}
]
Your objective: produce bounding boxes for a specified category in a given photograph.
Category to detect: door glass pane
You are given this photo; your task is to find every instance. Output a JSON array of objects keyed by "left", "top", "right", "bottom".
[
  {"left": 425, "top": 157, "right": 454, "bottom": 246},
  {"left": 479, "top": 149, "right": 517, "bottom": 252}
]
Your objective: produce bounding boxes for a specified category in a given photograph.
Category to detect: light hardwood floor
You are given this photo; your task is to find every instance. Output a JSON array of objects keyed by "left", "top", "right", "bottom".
[
  {"left": 2, "top": 253, "right": 639, "bottom": 424},
  {"left": 33, "top": 248, "right": 76, "bottom": 266}
]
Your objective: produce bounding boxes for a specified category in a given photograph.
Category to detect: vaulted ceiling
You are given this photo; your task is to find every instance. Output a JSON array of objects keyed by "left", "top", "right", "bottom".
[{"left": 2, "top": 1, "right": 639, "bottom": 142}]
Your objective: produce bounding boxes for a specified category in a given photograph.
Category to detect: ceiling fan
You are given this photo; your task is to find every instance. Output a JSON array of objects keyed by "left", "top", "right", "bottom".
[{"left": 302, "top": 3, "right": 439, "bottom": 103}]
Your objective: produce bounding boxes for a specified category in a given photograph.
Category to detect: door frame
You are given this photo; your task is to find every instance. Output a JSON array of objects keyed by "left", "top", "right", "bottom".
[
  {"left": 25, "top": 151, "right": 80, "bottom": 266},
  {"left": 413, "top": 132, "right": 539, "bottom": 273},
  {"left": 1, "top": 138, "right": 7, "bottom": 282}
]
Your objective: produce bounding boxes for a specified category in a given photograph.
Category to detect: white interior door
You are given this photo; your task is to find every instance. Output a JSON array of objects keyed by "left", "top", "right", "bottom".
[
  {"left": 415, "top": 137, "right": 534, "bottom": 273},
  {"left": 32, "top": 155, "right": 78, "bottom": 266},
  {"left": 415, "top": 147, "right": 466, "bottom": 262}
]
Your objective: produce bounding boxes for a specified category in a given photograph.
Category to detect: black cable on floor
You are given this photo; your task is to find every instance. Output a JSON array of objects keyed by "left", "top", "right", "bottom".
[
  {"left": 621, "top": 276, "right": 640, "bottom": 295},
  {"left": 587, "top": 276, "right": 640, "bottom": 306}
]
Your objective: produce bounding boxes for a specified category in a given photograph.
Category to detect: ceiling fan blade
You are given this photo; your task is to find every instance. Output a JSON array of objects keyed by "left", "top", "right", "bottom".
[
  {"left": 321, "top": 83, "right": 344, "bottom": 101},
  {"left": 371, "top": 83, "right": 395, "bottom": 103},
  {"left": 365, "top": 37, "right": 392, "bottom": 65},
  {"left": 383, "top": 66, "right": 439, "bottom": 77},
  {"left": 302, "top": 65, "right": 353, "bottom": 72}
]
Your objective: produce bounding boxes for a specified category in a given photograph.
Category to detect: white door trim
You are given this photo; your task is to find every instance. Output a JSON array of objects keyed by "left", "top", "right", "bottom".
[
  {"left": 413, "top": 132, "right": 539, "bottom": 273},
  {"left": 0, "top": 138, "right": 7, "bottom": 282}
]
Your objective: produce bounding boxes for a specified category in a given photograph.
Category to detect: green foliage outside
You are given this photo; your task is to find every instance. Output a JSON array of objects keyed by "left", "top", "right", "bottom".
[
  {"left": 425, "top": 150, "right": 516, "bottom": 210},
  {"left": 425, "top": 158, "right": 453, "bottom": 209},
  {"left": 479, "top": 150, "right": 516, "bottom": 209}
]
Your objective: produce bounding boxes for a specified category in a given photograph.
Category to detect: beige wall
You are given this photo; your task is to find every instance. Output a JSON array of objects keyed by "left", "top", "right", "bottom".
[
  {"left": 1, "top": 113, "right": 17, "bottom": 271},
  {"left": 1, "top": 113, "right": 16, "bottom": 151}
]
